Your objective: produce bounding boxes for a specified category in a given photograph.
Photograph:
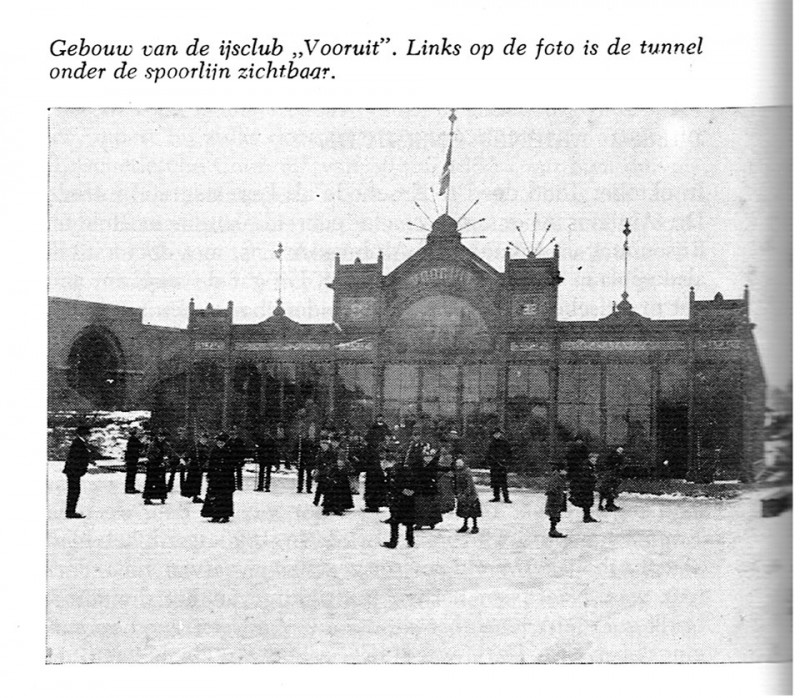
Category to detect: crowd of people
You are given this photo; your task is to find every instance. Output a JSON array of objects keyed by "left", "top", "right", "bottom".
[{"left": 62, "top": 417, "right": 627, "bottom": 543}]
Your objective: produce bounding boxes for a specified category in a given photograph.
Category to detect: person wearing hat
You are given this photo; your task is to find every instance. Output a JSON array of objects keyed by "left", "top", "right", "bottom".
[
  {"left": 143, "top": 429, "right": 171, "bottom": 505},
  {"left": 485, "top": 427, "right": 513, "bottom": 503},
  {"left": 545, "top": 462, "right": 569, "bottom": 538},
  {"left": 254, "top": 425, "right": 280, "bottom": 493},
  {"left": 228, "top": 424, "right": 248, "bottom": 491},
  {"left": 382, "top": 453, "right": 416, "bottom": 549},
  {"left": 123, "top": 427, "right": 143, "bottom": 494},
  {"left": 182, "top": 432, "right": 209, "bottom": 503},
  {"left": 201, "top": 433, "right": 236, "bottom": 523},
  {"left": 63, "top": 425, "right": 94, "bottom": 518}
]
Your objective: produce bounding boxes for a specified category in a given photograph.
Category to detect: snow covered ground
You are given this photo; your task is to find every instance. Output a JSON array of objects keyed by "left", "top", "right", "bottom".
[{"left": 46, "top": 462, "right": 791, "bottom": 664}]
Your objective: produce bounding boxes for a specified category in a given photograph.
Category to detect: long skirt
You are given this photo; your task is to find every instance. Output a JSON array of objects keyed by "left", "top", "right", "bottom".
[
  {"left": 437, "top": 472, "right": 455, "bottom": 513},
  {"left": 182, "top": 468, "right": 203, "bottom": 498},
  {"left": 201, "top": 487, "right": 234, "bottom": 518},
  {"left": 143, "top": 466, "right": 168, "bottom": 501},
  {"left": 414, "top": 494, "right": 443, "bottom": 527},
  {"left": 456, "top": 495, "right": 482, "bottom": 519}
]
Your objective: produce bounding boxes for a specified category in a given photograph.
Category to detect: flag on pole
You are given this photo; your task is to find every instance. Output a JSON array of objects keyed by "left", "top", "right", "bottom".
[{"left": 438, "top": 140, "right": 452, "bottom": 196}]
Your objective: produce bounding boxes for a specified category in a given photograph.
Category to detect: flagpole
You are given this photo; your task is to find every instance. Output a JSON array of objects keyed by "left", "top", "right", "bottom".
[{"left": 446, "top": 109, "right": 456, "bottom": 214}]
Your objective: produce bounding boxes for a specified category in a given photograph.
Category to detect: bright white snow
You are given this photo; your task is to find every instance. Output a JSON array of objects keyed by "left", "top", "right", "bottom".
[{"left": 46, "top": 463, "right": 791, "bottom": 664}]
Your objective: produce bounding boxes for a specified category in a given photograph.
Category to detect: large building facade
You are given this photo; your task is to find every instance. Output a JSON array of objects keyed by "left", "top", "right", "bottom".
[{"left": 49, "top": 212, "right": 765, "bottom": 481}]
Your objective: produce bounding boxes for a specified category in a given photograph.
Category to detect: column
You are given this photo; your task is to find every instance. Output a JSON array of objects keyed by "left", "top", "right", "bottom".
[
  {"left": 599, "top": 363, "right": 608, "bottom": 444},
  {"left": 650, "top": 358, "right": 660, "bottom": 475},
  {"left": 259, "top": 361, "right": 268, "bottom": 424}
]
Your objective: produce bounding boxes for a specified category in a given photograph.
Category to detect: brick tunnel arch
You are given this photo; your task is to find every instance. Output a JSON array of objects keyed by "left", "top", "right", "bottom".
[{"left": 67, "top": 325, "right": 126, "bottom": 410}]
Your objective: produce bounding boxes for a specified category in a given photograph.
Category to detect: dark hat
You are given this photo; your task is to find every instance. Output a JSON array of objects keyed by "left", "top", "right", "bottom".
[
  {"left": 492, "top": 427, "right": 504, "bottom": 435},
  {"left": 76, "top": 425, "right": 90, "bottom": 436},
  {"left": 215, "top": 432, "right": 229, "bottom": 442}
]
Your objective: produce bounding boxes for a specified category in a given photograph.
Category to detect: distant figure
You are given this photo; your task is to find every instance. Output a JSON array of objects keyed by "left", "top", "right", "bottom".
[
  {"left": 255, "top": 427, "right": 280, "bottom": 492},
  {"left": 485, "top": 427, "right": 513, "bottom": 503},
  {"left": 436, "top": 442, "right": 456, "bottom": 515},
  {"left": 168, "top": 426, "right": 190, "bottom": 493},
  {"left": 453, "top": 456, "right": 482, "bottom": 534},
  {"left": 143, "top": 429, "right": 171, "bottom": 505},
  {"left": 598, "top": 446, "right": 624, "bottom": 512},
  {"left": 124, "top": 427, "right": 142, "bottom": 494},
  {"left": 201, "top": 434, "right": 236, "bottom": 523},
  {"left": 183, "top": 432, "right": 209, "bottom": 503},
  {"left": 313, "top": 438, "right": 336, "bottom": 508},
  {"left": 569, "top": 452, "right": 599, "bottom": 523},
  {"left": 63, "top": 425, "right": 94, "bottom": 518},
  {"left": 545, "top": 463, "right": 569, "bottom": 538},
  {"left": 228, "top": 424, "right": 248, "bottom": 491}
]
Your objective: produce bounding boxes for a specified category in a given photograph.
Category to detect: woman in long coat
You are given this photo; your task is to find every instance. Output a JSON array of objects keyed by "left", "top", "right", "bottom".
[
  {"left": 182, "top": 432, "right": 209, "bottom": 503},
  {"left": 569, "top": 453, "right": 599, "bottom": 522},
  {"left": 321, "top": 453, "right": 353, "bottom": 515},
  {"left": 453, "top": 456, "right": 482, "bottom": 533},
  {"left": 143, "top": 431, "right": 170, "bottom": 504},
  {"left": 412, "top": 444, "right": 444, "bottom": 530},
  {"left": 436, "top": 443, "right": 456, "bottom": 515},
  {"left": 201, "top": 435, "right": 236, "bottom": 523}
]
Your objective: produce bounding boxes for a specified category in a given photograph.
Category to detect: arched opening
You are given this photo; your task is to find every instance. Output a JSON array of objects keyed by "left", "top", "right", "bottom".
[{"left": 67, "top": 327, "right": 125, "bottom": 410}]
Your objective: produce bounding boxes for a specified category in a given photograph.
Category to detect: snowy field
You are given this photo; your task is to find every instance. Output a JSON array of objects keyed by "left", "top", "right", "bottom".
[{"left": 46, "top": 462, "right": 791, "bottom": 664}]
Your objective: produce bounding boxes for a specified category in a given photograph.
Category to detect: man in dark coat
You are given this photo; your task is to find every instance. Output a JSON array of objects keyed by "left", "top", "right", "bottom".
[
  {"left": 228, "top": 424, "right": 248, "bottom": 491},
  {"left": 569, "top": 452, "right": 599, "bottom": 522},
  {"left": 565, "top": 436, "right": 590, "bottom": 482},
  {"left": 143, "top": 429, "right": 171, "bottom": 505},
  {"left": 365, "top": 415, "right": 392, "bottom": 453},
  {"left": 598, "top": 446, "right": 624, "bottom": 511},
  {"left": 168, "top": 427, "right": 191, "bottom": 493},
  {"left": 545, "top": 463, "right": 568, "bottom": 538},
  {"left": 124, "top": 427, "right": 143, "bottom": 494},
  {"left": 485, "top": 427, "right": 513, "bottom": 503},
  {"left": 295, "top": 425, "right": 317, "bottom": 494},
  {"left": 63, "top": 425, "right": 94, "bottom": 518},
  {"left": 254, "top": 427, "right": 280, "bottom": 492},
  {"left": 183, "top": 432, "right": 209, "bottom": 503},
  {"left": 382, "top": 455, "right": 416, "bottom": 548},
  {"left": 201, "top": 434, "right": 236, "bottom": 523}
]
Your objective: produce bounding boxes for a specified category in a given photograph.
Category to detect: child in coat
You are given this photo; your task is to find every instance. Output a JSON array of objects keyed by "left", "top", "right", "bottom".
[
  {"left": 453, "top": 456, "right": 482, "bottom": 533},
  {"left": 545, "top": 463, "right": 568, "bottom": 538}
]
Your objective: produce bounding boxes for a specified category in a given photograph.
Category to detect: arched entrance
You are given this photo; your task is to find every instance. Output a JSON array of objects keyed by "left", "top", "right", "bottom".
[{"left": 67, "top": 326, "right": 126, "bottom": 410}]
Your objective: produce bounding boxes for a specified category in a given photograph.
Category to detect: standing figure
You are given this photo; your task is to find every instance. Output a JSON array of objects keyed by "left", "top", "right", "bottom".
[
  {"left": 63, "top": 425, "right": 93, "bottom": 518},
  {"left": 321, "top": 450, "right": 353, "bottom": 516},
  {"left": 168, "top": 427, "right": 190, "bottom": 493},
  {"left": 365, "top": 415, "right": 392, "bottom": 455},
  {"left": 565, "top": 435, "right": 589, "bottom": 482},
  {"left": 545, "top": 463, "right": 569, "bottom": 538},
  {"left": 201, "top": 434, "right": 236, "bottom": 523},
  {"left": 143, "top": 430, "right": 171, "bottom": 505},
  {"left": 255, "top": 427, "right": 280, "bottom": 492},
  {"left": 275, "top": 422, "right": 290, "bottom": 470},
  {"left": 453, "top": 456, "right": 482, "bottom": 533},
  {"left": 436, "top": 442, "right": 456, "bottom": 515},
  {"left": 598, "top": 446, "right": 624, "bottom": 512},
  {"left": 183, "top": 432, "right": 209, "bottom": 503},
  {"left": 295, "top": 419, "right": 317, "bottom": 494},
  {"left": 569, "top": 452, "right": 599, "bottom": 523},
  {"left": 412, "top": 443, "right": 443, "bottom": 530},
  {"left": 485, "top": 427, "right": 513, "bottom": 503},
  {"left": 124, "top": 427, "right": 143, "bottom": 494},
  {"left": 382, "top": 455, "right": 416, "bottom": 549},
  {"left": 313, "top": 438, "right": 337, "bottom": 507},
  {"left": 228, "top": 424, "right": 248, "bottom": 491},
  {"left": 362, "top": 439, "right": 388, "bottom": 513}
]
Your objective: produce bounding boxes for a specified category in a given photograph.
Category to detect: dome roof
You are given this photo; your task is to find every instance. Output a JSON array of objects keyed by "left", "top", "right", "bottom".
[{"left": 428, "top": 214, "right": 460, "bottom": 243}]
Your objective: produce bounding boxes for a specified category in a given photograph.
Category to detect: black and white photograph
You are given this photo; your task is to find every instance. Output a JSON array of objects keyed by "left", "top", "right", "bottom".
[{"left": 45, "top": 107, "right": 791, "bottom": 666}]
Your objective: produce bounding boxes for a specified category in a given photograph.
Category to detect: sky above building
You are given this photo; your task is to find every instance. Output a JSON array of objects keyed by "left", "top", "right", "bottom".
[{"left": 48, "top": 108, "right": 791, "bottom": 385}]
